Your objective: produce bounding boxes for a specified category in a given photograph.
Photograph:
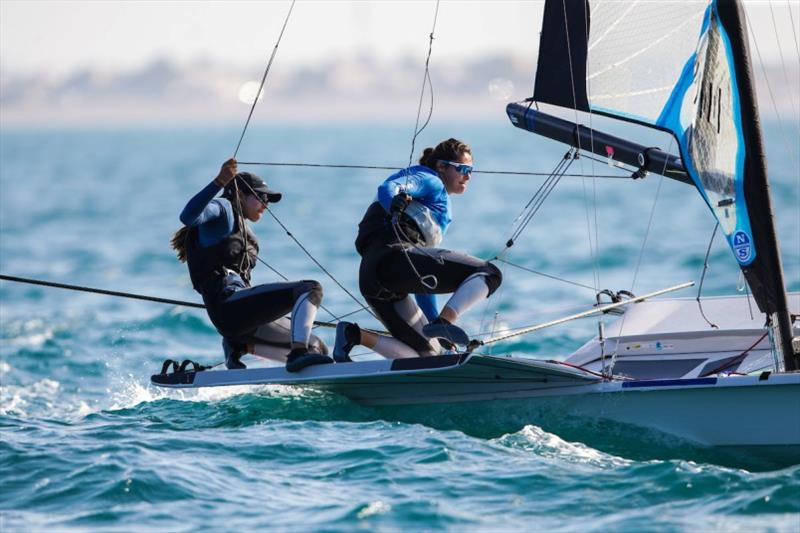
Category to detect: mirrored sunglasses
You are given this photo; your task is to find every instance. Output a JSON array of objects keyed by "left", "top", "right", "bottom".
[{"left": 440, "top": 160, "right": 473, "bottom": 175}]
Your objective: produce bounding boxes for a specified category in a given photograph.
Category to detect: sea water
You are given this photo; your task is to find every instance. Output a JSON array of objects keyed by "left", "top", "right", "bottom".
[{"left": 1, "top": 120, "right": 799, "bottom": 531}]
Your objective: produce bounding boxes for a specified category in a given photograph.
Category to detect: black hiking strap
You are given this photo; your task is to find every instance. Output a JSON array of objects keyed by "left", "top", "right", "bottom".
[{"left": 160, "top": 358, "right": 210, "bottom": 375}]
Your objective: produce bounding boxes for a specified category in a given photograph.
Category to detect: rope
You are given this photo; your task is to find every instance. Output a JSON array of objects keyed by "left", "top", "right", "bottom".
[
  {"left": 237, "top": 160, "right": 628, "bottom": 178},
  {"left": 406, "top": 0, "right": 441, "bottom": 168},
  {"left": 494, "top": 258, "right": 597, "bottom": 292},
  {"left": 696, "top": 222, "right": 720, "bottom": 329},
  {"left": 232, "top": 0, "right": 296, "bottom": 158},
  {"left": 0, "top": 274, "right": 387, "bottom": 334},
  {"left": 698, "top": 331, "right": 769, "bottom": 377},
  {"left": 0, "top": 274, "right": 206, "bottom": 309}
]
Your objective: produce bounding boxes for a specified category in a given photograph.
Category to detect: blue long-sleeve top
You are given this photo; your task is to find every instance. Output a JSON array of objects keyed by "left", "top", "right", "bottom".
[
  {"left": 376, "top": 165, "right": 452, "bottom": 234},
  {"left": 376, "top": 165, "right": 453, "bottom": 322},
  {"left": 179, "top": 181, "right": 236, "bottom": 247}
]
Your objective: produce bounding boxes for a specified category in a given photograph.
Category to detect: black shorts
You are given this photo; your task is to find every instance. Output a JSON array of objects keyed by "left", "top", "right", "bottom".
[
  {"left": 359, "top": 243, "right": 501, "bottom": 352},
  {"left": 205, "top": 278, "right": 322, "bottom": 342}
]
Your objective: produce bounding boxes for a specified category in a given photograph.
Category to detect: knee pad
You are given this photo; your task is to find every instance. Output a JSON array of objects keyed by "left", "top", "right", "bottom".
[
  {"left": 479, "top": 262, "right": 503, "bottom": 296},
  {"left": 297, "top": 280, "right": 323, "bottom": 306}
]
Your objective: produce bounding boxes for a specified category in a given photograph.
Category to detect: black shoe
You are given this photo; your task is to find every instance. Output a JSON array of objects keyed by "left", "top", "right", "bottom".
[
  {"left": 285, "top": 348, "right": 334, "bottom": 373},
  {"left": 422, "top": 317, "right": 470, "bottom": 347},
  {"left": 333, "top": 322, "right": 360, "bottom": 363},
  {"left": 223, "top": 338, "right": 247, "bottom": 370}
]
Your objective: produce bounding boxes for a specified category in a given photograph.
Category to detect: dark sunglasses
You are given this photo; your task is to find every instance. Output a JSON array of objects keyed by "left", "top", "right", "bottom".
[{"left": 439, "top": 160, "right": 473, "bottom": 175}]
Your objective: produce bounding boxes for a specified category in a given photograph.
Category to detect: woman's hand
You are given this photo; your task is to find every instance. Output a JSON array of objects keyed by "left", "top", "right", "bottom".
[
  {"left": 214, "top": 158, "right": 238, "bottom": 187},
  {"left": 390, "top": 192, "right": 412, "bottom": 215}
]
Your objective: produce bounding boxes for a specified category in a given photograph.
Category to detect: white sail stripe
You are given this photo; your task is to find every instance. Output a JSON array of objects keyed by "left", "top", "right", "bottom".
[
  {"left": 588, "top": 11, "right": 704, "bottom": 82},
  {"left": 591, "top": 86, "right": 674, "bottom": 101},
  {"left": 587, "top": 0, "right": 639, "bottom": 53}
]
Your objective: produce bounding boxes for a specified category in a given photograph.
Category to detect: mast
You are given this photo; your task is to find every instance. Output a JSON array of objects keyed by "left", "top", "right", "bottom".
[{"left": 716, "top": 0, "right": 797, "bottom": 370}]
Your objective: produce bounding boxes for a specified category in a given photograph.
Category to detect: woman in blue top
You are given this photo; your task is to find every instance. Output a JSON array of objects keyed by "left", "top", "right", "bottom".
[
  {"left": 171, "top": 159, "right": 332, "bottom": 372},
  {"left": 334, "top": 138, "right": 502, "bottom": 360}
]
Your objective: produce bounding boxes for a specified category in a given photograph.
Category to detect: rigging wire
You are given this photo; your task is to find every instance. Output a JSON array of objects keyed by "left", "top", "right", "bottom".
[
  {"left": 606, "top": 138, "right": 674, "bottom": 375},
  {"left": 231, "top": 161, "right": 373, "bottom": 326},
  {"left": 489, "top": 151, "right": 575, "bottom": 261},
  {"left": 580, "top": 0, "right": 603, "bottom": 306},
  {"left": 232, "top": 0, "right": 296, "bottom": 158},
  {"left": 406, "top": 0, "right": 441, "bottom": 169},
  {"left": 768, "top": 1, "right": 800, "bottom": 126},
  {"left": 237, "top": 160, "right": 629, "bottom": 179},
  {"left": 506, "top": 152, "right": 575, "bottom": 247},
  {"left": 787, "top": 0, "right": 800, "bottom": 58},
  {"left": 225, "top": 0, "right": 381, "bottom": 327},
  {"left": 475, "top": 153, "right": 575, "bottom": 345},
  {"left": 254, "top": 255, "right": 371, "bottom": 324},
  {"left": 235, "top": 176, "right": 379, "bottom": 322},
  {"left": 562, "top": 0, "right": 605, "bottom": 361},
  {"left": 744, "top": 6, "right": 800, "bottom": 172},
  {"left": 748, "top": 3, "right": 800, "bottom": 294}
]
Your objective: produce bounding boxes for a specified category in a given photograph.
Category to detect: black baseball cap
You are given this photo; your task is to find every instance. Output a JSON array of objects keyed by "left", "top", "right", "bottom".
[{"left": 235, "top": 171, "right": 282, "bottom": 203}]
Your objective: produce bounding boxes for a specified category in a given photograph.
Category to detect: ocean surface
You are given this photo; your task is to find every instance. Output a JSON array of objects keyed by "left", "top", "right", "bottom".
[{"left": 1, "top": 119, "right": 799, "bottom": 531}]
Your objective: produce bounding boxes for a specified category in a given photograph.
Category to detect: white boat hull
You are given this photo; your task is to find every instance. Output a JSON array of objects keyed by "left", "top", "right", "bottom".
[{"left": 152, "top": 354, "right": 800, "bottom": 452}]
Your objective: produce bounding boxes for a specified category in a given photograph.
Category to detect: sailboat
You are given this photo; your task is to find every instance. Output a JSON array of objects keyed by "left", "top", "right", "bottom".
[{"left": 151, "top": 0, "right": 799, "bottom": 460}]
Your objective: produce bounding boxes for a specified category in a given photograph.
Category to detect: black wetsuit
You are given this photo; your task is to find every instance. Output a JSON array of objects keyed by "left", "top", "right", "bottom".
[
  {"left": 181, "top": 181, "right": 326, "bottom": 353},
  {"left": 356, "top": 168, "right": 501, "bottom": 354}
]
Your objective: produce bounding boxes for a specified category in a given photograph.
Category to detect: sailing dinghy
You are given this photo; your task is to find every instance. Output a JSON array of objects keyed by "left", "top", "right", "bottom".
[{"left": 152, "top": 0, "right": 799, "bottom": 458}]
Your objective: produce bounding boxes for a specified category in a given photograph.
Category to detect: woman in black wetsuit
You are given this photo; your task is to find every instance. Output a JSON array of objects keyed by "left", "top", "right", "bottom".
[
  {"left": 171, "top": 158, "right": 332, "bottom": 372},
  {"left": 333, "top": 138, "right": 502, "bottom": 361}
]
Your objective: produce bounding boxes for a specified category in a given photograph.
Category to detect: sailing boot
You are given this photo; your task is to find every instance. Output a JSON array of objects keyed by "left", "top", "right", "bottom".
[
  {"left": 422, "top": 317, "right": 470, "bottom": 347},
  {"left": 333, "top": 322, "right": 360, "bottom": 363},
  {"left": 223, "top": 338, "right": 247, "bottom": 370},
  {"left": 285, "top": 347, "right": 334, "bottom": 373}
]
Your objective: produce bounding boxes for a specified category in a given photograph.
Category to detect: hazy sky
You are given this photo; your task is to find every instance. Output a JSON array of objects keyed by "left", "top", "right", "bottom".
[{"left": 2, "top": 1, "right": 798, "bottom": 77}]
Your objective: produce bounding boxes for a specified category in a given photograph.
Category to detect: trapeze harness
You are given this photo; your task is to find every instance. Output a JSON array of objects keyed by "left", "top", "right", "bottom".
[
  {"left": 355, "top": 165, "right": 502, "bottom": 354},
  {"left": 181, "top": 181, "right": 324, "bottom": 352}
]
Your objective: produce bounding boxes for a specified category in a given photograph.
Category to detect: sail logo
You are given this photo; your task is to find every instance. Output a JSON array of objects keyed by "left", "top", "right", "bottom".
[{"left": 732, "top": 231, "right": 752, "bottom": 263}]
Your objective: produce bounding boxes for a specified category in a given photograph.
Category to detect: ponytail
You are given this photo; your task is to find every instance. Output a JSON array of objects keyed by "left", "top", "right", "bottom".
[
  {"left": 418, "top": 138, "right": 471, "bottom": 170},
  {"left": 170, "top": 226, "right": 190, "bottom": 263}
]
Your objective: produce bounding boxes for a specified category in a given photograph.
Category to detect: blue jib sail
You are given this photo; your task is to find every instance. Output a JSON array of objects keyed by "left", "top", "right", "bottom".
[
  {"left": 658, "top": 2, "right": 754, "bottom": 267},
  {"left": 530, "top": 0, "right": 792, "bottom": 326}
]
